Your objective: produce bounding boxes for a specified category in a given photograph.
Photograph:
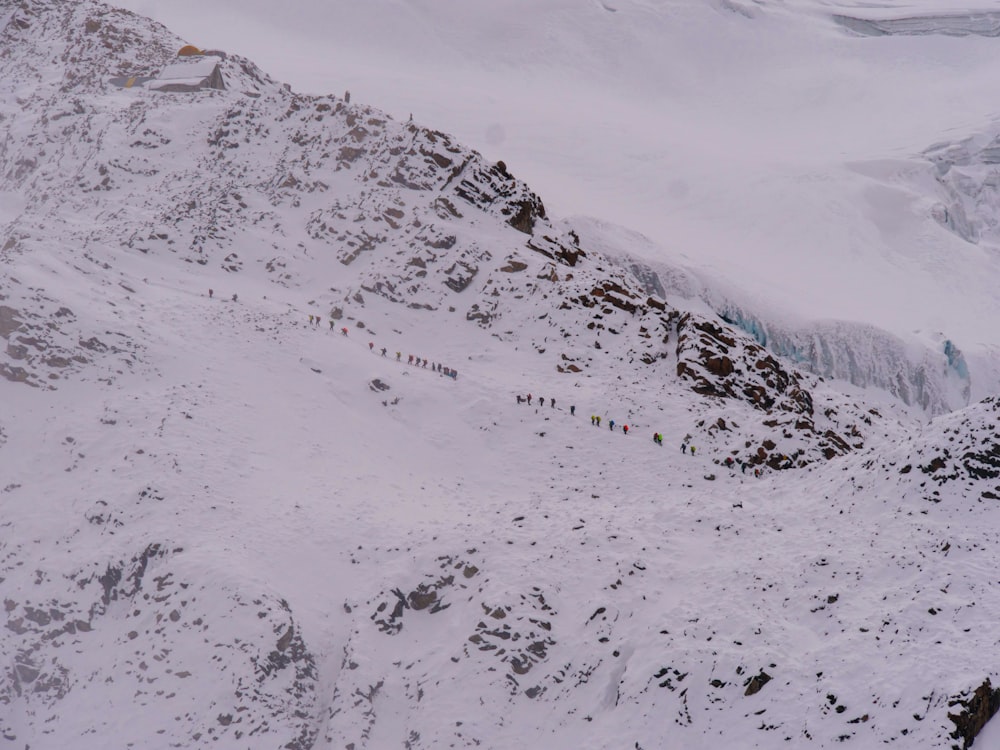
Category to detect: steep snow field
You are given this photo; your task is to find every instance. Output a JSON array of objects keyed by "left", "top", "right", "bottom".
[
  {"left": 113, "top": 0, "right": 1000, "bottom": 402},
  {"left": 5, "top": 244, "right": 1000, "bottom": 748}
]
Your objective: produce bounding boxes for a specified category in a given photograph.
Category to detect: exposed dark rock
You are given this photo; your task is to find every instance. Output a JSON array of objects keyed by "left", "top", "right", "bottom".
[
  {"left": 78, "top": 336, "right": 108, "bottom": 352},
  {"left": 949, "top": 679, "right": 1000, "bottom": 749},
  {"left": 963, "top": 444, "right": 1000, "bottom": 480},
  {"left": 466, "top": 304, "right": 493, "bottom": 326},
  {"left": 508, "top": 200, "right": 538, "bottom": 234},
  {"left": 444, "top": 261, "right": 478, "bottom": 292},
  {"left": 923, "top": 456, "right": 948, "bottom": 474},
  {"left": 408, "top": 588, "right": 438, "bottom": 611},
  {"left": 705, "top": 355, "right": 734, "bottom": 377},
  {"left": 0, "top": 306, "right": 22, "bottom": 338},
  {"left": 744, "top": 670, "right": 772, "bottom": 696}
]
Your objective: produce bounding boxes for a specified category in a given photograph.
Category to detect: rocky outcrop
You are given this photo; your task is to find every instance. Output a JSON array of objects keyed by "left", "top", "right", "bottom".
[
  {"left": 3, "top": 539, "right": 320, "bottom": 748},
  {"left": 452, "top": 160, "right": 546, "bottom": 234},
  {"left": 948, "top": 679, "right": 1000, "bottom": 750},
  {"left": 0, "top": 294, "right": 143, "bottom": 390},
  {"left": 675, "top": 312, "right": 813, "bottom": 416},
  {"left": 903, "top": 396, "right": 1000, "bottom": 502}
]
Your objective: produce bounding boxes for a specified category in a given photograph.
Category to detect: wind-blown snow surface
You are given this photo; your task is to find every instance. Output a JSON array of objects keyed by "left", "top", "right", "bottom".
[
  {"left": 109, "top": 0, "right": 1000, "bottom": 408},
  {"left": 4, "top": 2, "right": 1000, "bottom": 749}
]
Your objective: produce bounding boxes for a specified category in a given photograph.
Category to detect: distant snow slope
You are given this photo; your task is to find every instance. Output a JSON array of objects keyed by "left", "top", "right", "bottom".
[
  {"left": 4, "top": 2, "right": 1000, "bottom": 749},
  {"left": 111, "top": 0, "right": 1000, "bottom": 406}
]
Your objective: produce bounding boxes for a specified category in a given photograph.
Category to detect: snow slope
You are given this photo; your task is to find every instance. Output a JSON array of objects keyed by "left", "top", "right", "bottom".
[
  {"left": 4, "top": 2, "right": 1000, "bottom": 749},
  {"left": 109, "top": 0, "right": 1000, "bottom": 408}
]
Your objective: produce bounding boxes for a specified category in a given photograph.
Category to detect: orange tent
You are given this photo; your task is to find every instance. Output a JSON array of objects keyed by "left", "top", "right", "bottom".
[{"left": 177, "top": 45, "right": 203, "bottom": 56}]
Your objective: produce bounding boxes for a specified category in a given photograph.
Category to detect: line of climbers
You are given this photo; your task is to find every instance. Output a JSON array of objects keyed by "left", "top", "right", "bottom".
[
  {"left": 208, "top": 288, "right": 237, "bottom": 302},
  {"left": 324, "top": 318, "right": 459, "bottom": 379},
  {"left": 722, "top": 455, "right": 768, "bottom": 477},
  {"left": 398, "top": 350, "right": 458, "bottom": 379},
  {"left": 516, "top": 394, "right": 771, "bottom": 478},
  {"left": 589, "top": 414, "right": 632, "bottom": 435},
  {"left": 515, "top": 393, "right": 573, "bottom": 414},
  {"left": 302, "top": 307, "right": 773, "bottom": 476}
]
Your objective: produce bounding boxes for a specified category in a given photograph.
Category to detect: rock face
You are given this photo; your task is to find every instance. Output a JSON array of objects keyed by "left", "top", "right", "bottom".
[
  {"left": 948, "top": 679, "right": 1000, "bottom": 750},
  {"left": 675, "top": 314, "right": 810, "bottom": 414},
  {"left": 895, "top": 395, "right": 1000, "bottom": 503},
  {"left": 0, "top": 298, "right": 142, "bottom": 389}
]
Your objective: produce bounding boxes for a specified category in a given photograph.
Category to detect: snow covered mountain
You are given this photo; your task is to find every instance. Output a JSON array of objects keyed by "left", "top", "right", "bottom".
[
  {"left": 3, "top": 1, "right": 1000, "bottom": 749},
  {"left": 111, "top": 0, "right": 1000, "bottom": 413}
]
